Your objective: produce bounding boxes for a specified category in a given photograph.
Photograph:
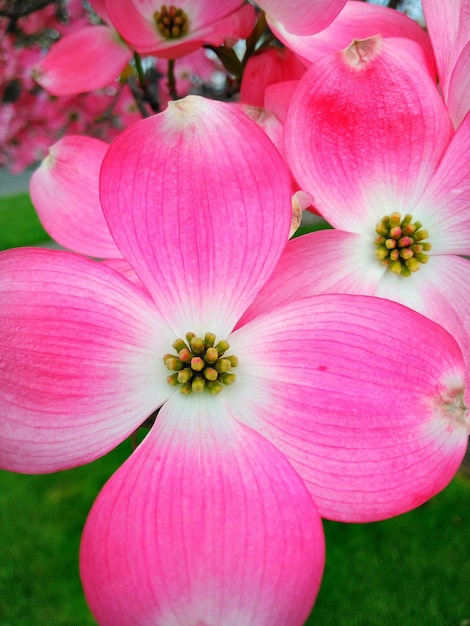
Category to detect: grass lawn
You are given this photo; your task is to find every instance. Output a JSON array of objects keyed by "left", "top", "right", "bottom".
[
  {"left": 0, "top": 437, "right": 469, "bottom": 626},
  {"left": 0, "top": 192, "right": 50, "bottom": 250}
]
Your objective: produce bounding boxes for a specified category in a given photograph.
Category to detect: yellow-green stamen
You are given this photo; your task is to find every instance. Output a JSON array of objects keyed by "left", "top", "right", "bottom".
[
  {"left": 374, "top": 212, "right": 432, "bottom": 277},
  {"left": 154, "top": 5, "right": 189, "bottom": 39},
  {"left": 164, "top": 332, "right": 238, "bottom": 395}
]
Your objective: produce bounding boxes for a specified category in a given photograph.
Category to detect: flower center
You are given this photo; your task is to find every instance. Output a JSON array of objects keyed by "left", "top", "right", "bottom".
[
  {"left": 154, "top": 5, "right": 189, "bottom": 39},
  {"left": 374, "top": 212, "right": 432, "bottom": 277},
  {"left": 164, "top": 332, "right": 238, "bottom": 395}
]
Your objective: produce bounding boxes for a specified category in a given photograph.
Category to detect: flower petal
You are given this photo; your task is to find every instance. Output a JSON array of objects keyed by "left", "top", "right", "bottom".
[
  {"left": 80, "top": 393, "right": 324, "bottom": 626},
  {"left": 271, "top": 0, "right": 436, "bottom": 77},
  {"left": 30, "top": 136, "right": 122, "bottom": 258},
  {"left": 422, "top": 0, "right": 470, "bottom": 102},
  {"left": 104, "top": 0, "right": 247, "bottom": 57},
  {"left": 100, "top": 96, "right": 292, "bottom": 337},
  {"left": 0, "top": 248, "right": 174, "bottom": 473},
  {"left": 239, "top": 230, "right": 385, "bottom": 326},
  {"left": 229, "top": 294, "right": 469, "bottom": 522},
  {"left": 413, "top": 111, "right": 470, "bottom": 255},
  {"left": 447, "top": 42, "right": 470, "bottom": 128},
  {"left": 240, "top": 47, "right": 306, "bottom": 108},
  {"left": 285, "top": 36, "right": 453, "bottom": 231},
  {"left": 260, "top": 0, "right": 346, "bottom": 36},
  {"left": 376, "top": 255, "right": 470, "bottom": 404},
  {"left": 33, "top": 25, "right": 132, "bottom": 96}
]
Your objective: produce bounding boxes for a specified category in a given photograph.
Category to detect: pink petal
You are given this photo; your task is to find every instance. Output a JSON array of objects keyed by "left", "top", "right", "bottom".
[
  {"left": 229, "top": 294, "right": 469, "bottom": 522},
  {"left": 80, "top": 394, "right": 324, "bottom": 626},
  {"left": 33, "top": 25, "right": 132, "bottom": 96},
  {"left": 260, "top": 0, "right": 346, "bottom": 36},
  {"left": 240, "top": 47, "right": 306, "bottom": 108},
  {"left": 271, "top": 0, "right": 436, "bottom": 77},
  {"left": 376, "top": 255, "right": 470, "bottom": 406},
  {"left": 104, "top": 0, "right": 247, "bottom": 57},
  {"left": 239, "top": 230, "right": 385, "bottom": 326},
  {"left": 30, "top": 136, "right": 122, "bottom": 258},
  {"left": 100, "top": 96, "right": 292, "bottom": 337},
  {"left": 88, "top": 0, "right": 111, "bottom": 24},
  {"left": 447, "top": 42, "right": 470, "bottom": 128},
  {"left": 264, "top": 80, "right": 300, "bottom": 123},
  {"left": 285, "top": 36, "right": 453, "bottom": 231},
  {"left": 0, "top": 248, "right": 174, "bottom": 474},
  {"left": 422, "top": 0, "right": 470, "bottom": 102},
  {"left": 413, "top": 111, "right": 470, "bottom": 255}
]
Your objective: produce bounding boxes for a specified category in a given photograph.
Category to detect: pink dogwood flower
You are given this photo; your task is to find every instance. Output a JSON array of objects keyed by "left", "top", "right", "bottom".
[
  {"left": 1, "top": 96, "right": 468, "bottom": 624},
  {"left": 249, "top": 36, "right": 470, "bottom": 401},
  {"left": 103, "top": 0, "right": 255, "bottom": 58}
]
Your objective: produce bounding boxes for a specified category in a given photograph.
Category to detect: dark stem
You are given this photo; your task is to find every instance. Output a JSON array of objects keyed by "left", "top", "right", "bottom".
[{"left": 167, "top": 58, "right": 179, "bottom": 100}]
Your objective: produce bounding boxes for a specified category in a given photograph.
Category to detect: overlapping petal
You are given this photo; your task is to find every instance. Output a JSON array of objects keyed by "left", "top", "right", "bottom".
[
  {"left": 259, "top": 0, "right": 346, "bottom": 37},
  {"left": 285, "top": 36, "right": 453, "bottom": 231},
  {"left": 0, "top": 248, "right": 174, "bottom": 473},
  {"left": 81, "top": 393, "right": 324, "bottom": 626},
  {"left": 239, "top": 230, "right": 385, "bottom": 326},
  {"left": 33, "top": 25, "right": 132, "bottom": 96},
  {"left": 422, "top": 0, "right": 470, "bottom": 103},
  {"left": 375, "top": 256, "right": 470, "bottom": 401},
  {"left": 229, "top": 294, "right": 469, "bottom": 522},
  {"left": 100, "top": 96, "right": 292, "bottom": 337},
  {"left": 270, "top": 1, "right": 436, "bottom": 77},
  {"left": 447, "top": 41, "right": 470, "bottom": 128},
  {"left": 30, "top": 136, "right": 121, "bottom": 258},
  {"left": 413, "top": 111, "right": 470, "bottom": 254}
]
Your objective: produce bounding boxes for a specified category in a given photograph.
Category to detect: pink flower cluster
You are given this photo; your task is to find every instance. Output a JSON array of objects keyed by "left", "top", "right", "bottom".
[
  {"left": 0, "top": 0, "right": 141, "bottom": 172},
  {"left": 1, "top": 1, "right": 469, "bottom": 625}
]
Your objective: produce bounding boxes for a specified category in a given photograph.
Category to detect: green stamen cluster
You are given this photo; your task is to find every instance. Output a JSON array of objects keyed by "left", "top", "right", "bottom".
[
  {"left": 375, "top": 212, "right": 432, "bottom": 277},
  {"left": 154, "top": 5, "right": 189, "bottom": 39},
  {"left": 164, "top": 332, "right": 238, "bottom": 395}
]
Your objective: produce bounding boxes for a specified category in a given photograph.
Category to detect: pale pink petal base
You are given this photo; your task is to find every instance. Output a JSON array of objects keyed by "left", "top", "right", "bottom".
[
  {"left": 81, "top": 393, "right": 324, "bottom": 626},
  {"left": 239, "top": 230, "right": 385, "bottom": 326},
  {"left": 230, "top": 294, "right": 469, "bottom": 522},
  {"left": 0, "top": 248, "right": 174, "bottom": 473}
]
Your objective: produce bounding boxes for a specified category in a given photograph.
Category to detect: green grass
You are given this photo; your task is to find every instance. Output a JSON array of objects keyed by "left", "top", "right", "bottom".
[
  {"left": 0, "top": 192, "right": 51, "bottom": 250},
  {"left": 0, "top": 440, "right": 468, "bottom": 626}
]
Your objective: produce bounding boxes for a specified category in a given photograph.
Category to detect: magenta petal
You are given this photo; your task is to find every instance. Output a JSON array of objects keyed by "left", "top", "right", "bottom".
[
  {"left": 413, "top": 111, "right": 470, "bottom": 255},
  {"left": 422, "top": 0, "right": 470, "bottom": 103},
  {"left": 0, "top": 248, "right": 174, "bottom": 473},
  {"left": 30, "top": 136, "right": 122, "bottom": 258},
  {"left": 80, "top": 394, "right": 325, "bottom": 626},
  {"left": 285, "top": 36, "right": 453, "bottom": 231},
  {"left": 271, "top": 1, "right": 436, "bottom": 77},
  {"left": 33, "top": 25, "right": 131, "bottom": 96},
  {"left": 261, "top": 0, "right": 346, "bottom": 36},
  {"left": 376, "top": 255, "right": 470, "bottom": 406},
  {"left": 100, "top": 96, "right": 292, "bottom": 336},
  {"left": 230, "top": 294, "right": 469, "bottom": 522},
  {"left": 447, "top": 43, "right": 470, "bottom": 128}
]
